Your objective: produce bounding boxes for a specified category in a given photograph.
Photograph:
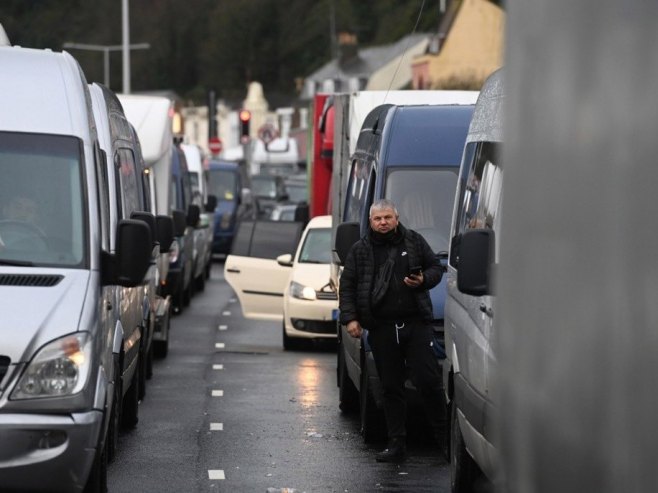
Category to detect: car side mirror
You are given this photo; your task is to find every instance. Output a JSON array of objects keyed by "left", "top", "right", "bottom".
[
  {"left": 457, "top": 229, "right": 495, "bottom": 296},
  {"left": 187, "top": 204, "right": 201, "bottom": 227},
  {"left": 156, "top": 214, "right": 174, "bottom": 252},
  {"left": 102, "top": 219, "right": 152, "bottom": 287},
  {"left": 276, "top": 253, "right": 294, "bottom": 267},
  {"left": 205, "top": 194, "right": 218, "bottom": 213},
  {"left": 334, "top": 221, "right": 360, "bottom": 266},
  {"left": 130, "top": 211, "right": 157, "bottom": 250},
  {"left": 172, "top": 209, "right": 187, "bottom": 236}
]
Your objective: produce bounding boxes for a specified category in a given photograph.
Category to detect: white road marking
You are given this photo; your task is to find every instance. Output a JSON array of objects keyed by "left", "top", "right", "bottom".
[
  {"left": 218, "top": 325, "right": 228, "bottom": 331},
  {"left": 222, "top": 311, "right": 231, "bottom": 316},
  {"left": 215, "top": 342, "right": 225, "bottom": 349},
  {"left": 210, "top": 423, "right": 223, "bottom": 431},
  {"left": 208, "top": 469, "right": 225, "bottom": 480},
  {"left": 211, "top": 390, "right": 224, "bottom": 397},
  {"left": 213, "top": 364, "right": 223, "bottom": 370}
]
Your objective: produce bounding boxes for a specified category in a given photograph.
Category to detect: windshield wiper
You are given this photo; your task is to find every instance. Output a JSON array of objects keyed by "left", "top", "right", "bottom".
[{"left": 0, "top": 259, "right": 35, "bottom": 266}]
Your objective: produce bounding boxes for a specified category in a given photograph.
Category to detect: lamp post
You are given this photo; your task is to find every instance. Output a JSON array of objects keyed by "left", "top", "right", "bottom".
[{"left": 63, "top": 42, "right": 150, "bottom": 89}]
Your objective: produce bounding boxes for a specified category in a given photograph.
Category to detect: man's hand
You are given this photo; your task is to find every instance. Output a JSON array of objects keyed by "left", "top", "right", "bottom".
[
  {"left": 403, "top": 272, "right": 423, "bottom": 288},
  {"left": 346, "top": 320, "right": 362, "bottom": 338}
]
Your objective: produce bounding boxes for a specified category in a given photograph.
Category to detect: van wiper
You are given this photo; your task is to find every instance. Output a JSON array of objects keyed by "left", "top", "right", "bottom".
[{"left": 0, "top": 259, "right": 35, "bottom": 266}]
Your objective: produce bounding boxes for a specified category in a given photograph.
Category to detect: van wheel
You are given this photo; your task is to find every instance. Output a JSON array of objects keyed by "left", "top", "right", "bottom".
[
  {"left": 154, "top": 310, "right": 170, "bottom": 358},
  {"left": 338, "top": 339, "right": 359, "bottom": 413},
  {"left": 196, "top": 272, "right": 206, "bottom": 292},
  {"left": 450, "top": 401, "right": 483, "bottom": 493},
  {"left": 106, "top": 365, "right": 121, "bottom": 463},
  {"left": 121, "top": 366, "right": 140, "bottom": 430},
  {"left": 360, "top": 358, "right": 386, "bottom": 443},
  {"left": 83, "top": 434, "right": 108, "bottom": 493}
]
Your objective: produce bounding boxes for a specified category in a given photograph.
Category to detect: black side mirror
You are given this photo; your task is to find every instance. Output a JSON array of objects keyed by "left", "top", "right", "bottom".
[
  {"left": 156, "top": 214, "right": 174, "bottom": 252},
  {"left": 334, "top": 221, "right": 360, "bottom": 266},
  {"left": 187, "top": 204, "right": 201, "bottom": 227},
  {"left": 205, "top": 194, "right": 218, "bottom": 213},
  {"left": 172, "top": 209, "right": 187, "bottom": 236},
  {"left": 130, "top": 211, "right": 157, "bottom": 250},
  {"left": 110, "top": 219, "right": 152, "bottom": 287},
  {"left": 294, "top": 202, "right": 309, "bottom": 226},
  {"left": 457, "top": 229, "right": 495, "bottom": 296}
]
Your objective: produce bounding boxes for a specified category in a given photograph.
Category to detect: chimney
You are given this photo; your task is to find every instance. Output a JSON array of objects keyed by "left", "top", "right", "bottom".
[{"left": 338, "top": 31, "right": 358, "bottom": 66}]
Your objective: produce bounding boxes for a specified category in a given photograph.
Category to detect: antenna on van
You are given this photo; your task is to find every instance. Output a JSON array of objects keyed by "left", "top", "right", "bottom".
[{"left": 383, "top": 0, "right": 427, "bottom": 103}]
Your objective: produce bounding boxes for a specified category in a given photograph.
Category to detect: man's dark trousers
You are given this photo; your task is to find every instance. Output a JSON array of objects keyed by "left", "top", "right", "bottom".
[{"left": 367, "top": 319, "right": 445, "bottom": 442}]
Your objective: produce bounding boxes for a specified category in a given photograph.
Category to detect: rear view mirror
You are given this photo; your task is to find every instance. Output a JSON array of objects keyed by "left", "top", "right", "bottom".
[
  {"left": 457, "top": 229, "right": 495, "bottom": 296},
  {"left": 156, "top": 215, "right": 174, "bottom": 252},
  {"left": 334, "top": 222, "right": 360, "bottom": 266},
  {"left": 113, "top": 219, "right": 152, "bottom": 287}
]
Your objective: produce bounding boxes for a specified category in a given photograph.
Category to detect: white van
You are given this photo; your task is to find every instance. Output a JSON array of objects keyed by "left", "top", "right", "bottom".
[
  {"left": 443, "top": 69, "right": 503, "bottom": 491},
  {"left": 0, "top": 47, "right": 152, "bottom": 491}
]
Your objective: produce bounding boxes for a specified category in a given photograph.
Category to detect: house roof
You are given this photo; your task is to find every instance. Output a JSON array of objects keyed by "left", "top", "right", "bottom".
[{"left": 304, "top": 32, "right": 430, "bottom": 88}]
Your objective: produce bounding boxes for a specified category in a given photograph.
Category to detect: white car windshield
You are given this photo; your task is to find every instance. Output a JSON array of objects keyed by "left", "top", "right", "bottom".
[{"left": 298, "top": 227, "right": 331, "bottom": 264}]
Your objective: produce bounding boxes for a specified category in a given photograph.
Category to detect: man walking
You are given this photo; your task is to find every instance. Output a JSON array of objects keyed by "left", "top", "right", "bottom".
[{"left": 339, "top": 199, "right": 446, "bottom": 462}]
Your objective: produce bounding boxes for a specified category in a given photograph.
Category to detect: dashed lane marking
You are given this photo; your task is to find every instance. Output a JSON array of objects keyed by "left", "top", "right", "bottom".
[
  {"left": 210, "top": 423, "right": 224, "bottom": 431},
  {"left": 213, "top": 364, "right": 223, "bottom": 370},
  {"left": 218, "top": 325, "right": 228, "bottom": 330},
  {"left": 208, "top": 470, "right": 225, "bottom": 480},
  {"left": 215, "top": 342, "right": 225, "bottom": 349},
  {"left": 211, "top": 390, "right": 224, "bottom": 397}
]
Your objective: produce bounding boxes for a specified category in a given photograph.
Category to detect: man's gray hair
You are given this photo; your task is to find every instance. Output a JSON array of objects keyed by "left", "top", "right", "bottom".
[{"left": 369, "top": 199, "right": 398, "bottom": 218}]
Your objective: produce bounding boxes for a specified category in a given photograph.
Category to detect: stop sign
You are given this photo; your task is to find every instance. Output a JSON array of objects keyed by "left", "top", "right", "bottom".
[{"left": 208, "top": 136, "right": 222, "bottom": 155}]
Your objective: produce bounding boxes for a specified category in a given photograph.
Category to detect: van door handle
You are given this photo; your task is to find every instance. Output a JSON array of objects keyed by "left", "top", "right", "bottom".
[
  {"left": 479, "top": 303, "right": 493, "bottom": 318},
  {"left": 226, "top": 268, "right": 240, "bottom": 273}
]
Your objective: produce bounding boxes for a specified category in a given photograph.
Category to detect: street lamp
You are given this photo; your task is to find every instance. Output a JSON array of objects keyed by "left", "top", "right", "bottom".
[{"left": 63, "top": 42, "right": 150, "bottom": 88}]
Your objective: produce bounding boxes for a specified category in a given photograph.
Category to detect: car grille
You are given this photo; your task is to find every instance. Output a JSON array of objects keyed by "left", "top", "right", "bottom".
[
  {"left": 0, "top": 274, "right": 63, "bottom": 287},
  {"left": 291, "top": 319, "right": 336, "bottom": 334},
  {"left": 315, "top": 290, "right": 337, "bottom": 300}
]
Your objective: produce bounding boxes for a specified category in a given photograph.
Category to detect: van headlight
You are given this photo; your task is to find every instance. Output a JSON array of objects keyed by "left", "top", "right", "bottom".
[
  {"left": 11, "top": 333, "right": 92, "bottom": 399},
  {"left": 169, "top": 238, "right": 180, "bottom": 264},
  {"left": 290, "top": 281, "right": 316, "bottom": 300}
]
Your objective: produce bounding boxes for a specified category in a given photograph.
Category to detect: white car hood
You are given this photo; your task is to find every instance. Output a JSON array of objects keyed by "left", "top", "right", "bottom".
[
  {"left": 0, "top": 269, "right": 91, "bottom": 363},
  {"left": 291, "top": 263, "right": 332, "bottom": 290}
]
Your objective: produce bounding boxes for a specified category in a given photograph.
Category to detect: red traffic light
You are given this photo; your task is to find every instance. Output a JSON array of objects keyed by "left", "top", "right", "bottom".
[{"left": 239, "top": 109, "right": 251, "bottom": 122}]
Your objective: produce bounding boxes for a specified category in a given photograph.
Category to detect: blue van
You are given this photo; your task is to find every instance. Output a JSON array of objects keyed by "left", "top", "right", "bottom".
[
  {"left": 207, "top": 160, "right": 253, "bottom": 255},
  {"left": 334, "top": 102, "right": 475, "bottom": 443}
]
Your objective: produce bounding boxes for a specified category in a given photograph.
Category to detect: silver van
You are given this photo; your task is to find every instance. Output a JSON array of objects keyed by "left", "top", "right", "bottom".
[
  {"left": 0, "top": 47, "right": 151, "bottom": 491},
  {"left": 443, "top": 69, "right": 503, "bottom": 491}
]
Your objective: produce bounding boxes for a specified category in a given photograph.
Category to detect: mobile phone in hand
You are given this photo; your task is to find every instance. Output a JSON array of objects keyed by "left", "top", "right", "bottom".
[{"left": 409, "top": 265, "right": 422, "bottom": 276}]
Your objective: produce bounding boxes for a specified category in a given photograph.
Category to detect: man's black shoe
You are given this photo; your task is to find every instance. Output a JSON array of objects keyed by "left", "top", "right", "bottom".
[{"left": 376, "top": 442, "right": 407, "bottom": 463}]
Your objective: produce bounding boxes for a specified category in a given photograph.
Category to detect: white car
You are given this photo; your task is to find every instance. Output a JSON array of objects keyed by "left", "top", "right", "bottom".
[{"left": 276, "top": 215, "right": 337, "bottom": 349}]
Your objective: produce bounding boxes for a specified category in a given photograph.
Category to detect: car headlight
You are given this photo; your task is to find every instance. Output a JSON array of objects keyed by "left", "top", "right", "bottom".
[
  {"left": 169, "top": 237, "right": 180, "bottom": 264},
  {"left": 11, "top": 332, "right": 92, "bottom": 400},
  {"left": 290, "top": 281, "right": 316, "bottom": 301}
]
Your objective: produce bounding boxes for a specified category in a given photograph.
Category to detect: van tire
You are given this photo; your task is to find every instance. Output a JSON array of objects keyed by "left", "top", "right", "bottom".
[
  {"left": 106, "top": 365, "right": 121, "bottom": 463},
  {"left": 338, "top": 340, "right": 359, "bottom": 413},
  {"left": 121, "top": 366, "right": 140, "bottom": 430},
  {"left": 360, "top": 357, "right": 386, "bottom": 443},
  {"left": 450, "top": 401, "right": 483, "bottom": 493},
  {"left": 83, "top": 435, "right": 108, "bottom": 493}
]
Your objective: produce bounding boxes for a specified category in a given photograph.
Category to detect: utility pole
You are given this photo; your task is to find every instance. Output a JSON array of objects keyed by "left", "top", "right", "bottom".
[
  {"left": 63, "top": 42, "right": 150, "bottom": 88},
  {"left": 122, "top": 0, "right": 131, "bottom": 93}
]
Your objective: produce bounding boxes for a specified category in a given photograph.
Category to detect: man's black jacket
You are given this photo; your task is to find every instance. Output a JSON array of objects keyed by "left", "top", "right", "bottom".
[{"left": 338, "top": 223, "right": 443, "bottom": 329}]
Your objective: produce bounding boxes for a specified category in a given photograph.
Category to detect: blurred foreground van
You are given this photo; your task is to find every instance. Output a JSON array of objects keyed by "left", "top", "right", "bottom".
[
  {"left": 443, "top": 69, "right": 503, "bottom": 492},
  {"left": 0, "top": 47, "right": 151, "bottom": 492}
]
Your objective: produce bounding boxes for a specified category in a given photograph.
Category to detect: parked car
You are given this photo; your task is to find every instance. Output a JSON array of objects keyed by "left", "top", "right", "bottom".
[
  {"left": 207, "top": 159, "right": 254, "bottom": 256},
  {"left": 0, "top": 46, "right": 151, "bottom": 492},
  {"left": 251, "top": 173, "right": 289, "bottom": 218},
  {"left": 443, "top": 69, "right": 503, "bottom": 492},
  {"left": 269, "top": 204, "right": 298, "bottom": 221},
  {"left": 181, "top": 143, "right": 216, "bottom": 291},
  {"left": 333, "top": 99, "right": 477, "bottom": 443},
  {"left": 276, "top": 215, "right": 337, "bottom": 349},
  {"left": 166, "top": 144, "right": 199, "bottom": 313}
]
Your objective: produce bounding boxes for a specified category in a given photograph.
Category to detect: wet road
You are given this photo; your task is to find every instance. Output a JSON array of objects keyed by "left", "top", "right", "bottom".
[{"left": 107, "top": 261, "right": 449, "bottom": 492}]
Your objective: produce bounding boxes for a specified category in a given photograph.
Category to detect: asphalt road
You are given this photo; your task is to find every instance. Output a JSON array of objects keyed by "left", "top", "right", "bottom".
[{"left": 107, "top": 260, "right": 449, "bottom": 492}]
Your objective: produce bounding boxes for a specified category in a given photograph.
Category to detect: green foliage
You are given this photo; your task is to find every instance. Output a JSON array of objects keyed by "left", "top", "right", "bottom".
[{"left": 0, "top": 0, "right": 445, "bottom": 104}]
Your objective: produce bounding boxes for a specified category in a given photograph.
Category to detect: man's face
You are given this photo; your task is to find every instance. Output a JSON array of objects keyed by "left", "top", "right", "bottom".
[{"left": 369, "top": 207, "right": 399, "bottom": 234}]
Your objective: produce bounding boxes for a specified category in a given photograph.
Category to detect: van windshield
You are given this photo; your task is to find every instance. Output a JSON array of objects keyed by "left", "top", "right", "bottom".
[
  {"left": 385, "top": 167, "right": 458, "bottom": 253},
  {"left": 208, "top": 169, "right": 237, "bottom": 201},
  {"left": 0, "top": 132, "right": 87, "bottom": 267}
]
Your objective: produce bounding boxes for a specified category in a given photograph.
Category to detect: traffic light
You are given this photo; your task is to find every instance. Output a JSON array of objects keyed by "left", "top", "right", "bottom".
[{"left": 239, "top": 109, "right": 251, "bottom": 144}]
